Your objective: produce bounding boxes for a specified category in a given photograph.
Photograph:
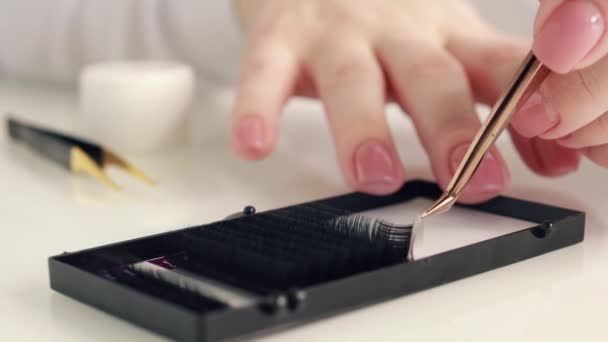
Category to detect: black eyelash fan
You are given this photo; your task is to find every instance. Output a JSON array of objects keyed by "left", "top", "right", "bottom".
[{"left": 49, "top": 180, "right": 584, "bottom": 342}]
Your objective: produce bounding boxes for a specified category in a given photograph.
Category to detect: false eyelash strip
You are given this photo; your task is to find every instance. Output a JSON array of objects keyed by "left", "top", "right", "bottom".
[{"left": 129, "top": 256, "right": 259, "bottom": 308}]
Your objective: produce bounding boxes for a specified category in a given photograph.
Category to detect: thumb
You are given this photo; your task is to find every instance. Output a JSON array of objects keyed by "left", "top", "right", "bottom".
[{"left": 534, "top": 0, "right": 607, "bottom": 73}]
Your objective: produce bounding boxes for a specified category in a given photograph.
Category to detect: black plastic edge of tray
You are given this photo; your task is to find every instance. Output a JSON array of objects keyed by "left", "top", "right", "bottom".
[{"left": 48, "top": 180, "right": 586, "bottom": 342}]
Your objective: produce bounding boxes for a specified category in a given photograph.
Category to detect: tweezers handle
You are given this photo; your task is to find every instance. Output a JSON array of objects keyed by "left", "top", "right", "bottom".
[
  {"left": 7, "top": 117, "right": 75, "bottom": 169},
  {"left": 6, "top": 117, "right": 104, "bottom": 168},
  {"left": 447, "top": 52, "right": 550, "bottom": 197}
]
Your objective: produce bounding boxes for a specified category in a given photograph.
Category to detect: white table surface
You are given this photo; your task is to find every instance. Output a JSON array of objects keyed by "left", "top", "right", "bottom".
[{"left": 1, "top": 75, "right": 607, "bottom": 341}]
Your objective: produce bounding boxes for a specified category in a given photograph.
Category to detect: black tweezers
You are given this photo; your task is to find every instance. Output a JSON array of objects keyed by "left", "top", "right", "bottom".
[{"left": 6, "top": 116, "right": 155, "bottom": 189}]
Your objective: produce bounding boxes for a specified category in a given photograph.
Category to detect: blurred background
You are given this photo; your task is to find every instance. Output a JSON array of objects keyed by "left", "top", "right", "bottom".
[{"left": 3, "top": 2, "right": 608, "bottom": 342}]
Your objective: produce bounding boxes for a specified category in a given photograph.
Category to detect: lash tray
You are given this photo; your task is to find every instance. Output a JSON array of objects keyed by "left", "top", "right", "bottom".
[{"left": 49, "top": 180, "right": 585, "bottom": 342}]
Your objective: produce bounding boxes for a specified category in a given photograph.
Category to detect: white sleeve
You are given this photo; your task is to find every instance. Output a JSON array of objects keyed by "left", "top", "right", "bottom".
[
  {"left": 468, "top": 0, "right": 538, "bottom": 38},
  {"left": 0, "top": 0, "right": 537, "bottom": 85},
  {"left": 0, "top": 0, "right": 244, "bottom": 85}
]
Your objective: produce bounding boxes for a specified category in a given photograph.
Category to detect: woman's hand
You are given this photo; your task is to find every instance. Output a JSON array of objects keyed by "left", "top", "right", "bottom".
[
  {"left": 229, "top": 0, "right": 535, "bottom": 203},
  {"left": 510, "top": 0, "right": 608, "bottom": 173}
]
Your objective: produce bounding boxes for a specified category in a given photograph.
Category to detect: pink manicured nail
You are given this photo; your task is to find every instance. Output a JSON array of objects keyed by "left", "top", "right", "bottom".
[
  {"left": 450, "top": 144, "right": 505, "bottom": 194},
  {"left": 234, "top": 115, "right": 265, "bottom": 156},
  {"left": 535, "top": 138, "right": 580, "bottom": 175},
  {"left": 533, "top": 0, "right": 605, "bottom": 73},
  {"left": 511, "top": 89, "right": 559, "bottom": 138},
  {"left": 354, "top": 140, "right": 401, "bottom": 194},
  {"left": 556, "top": 133, "right": 575, "bottom": 147}
]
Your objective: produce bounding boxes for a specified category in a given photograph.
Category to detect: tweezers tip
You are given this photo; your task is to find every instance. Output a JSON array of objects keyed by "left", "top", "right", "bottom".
[
  {"left": 70, "top": 147, "right": 122, "bottom": 190},
  {"left": 102, "top": 150, "right": 157, "bottom": 186},
  {"left": 133, "top": 173, "right": 158, "bottom": 186},
  {"left": 422, "top": 192, "right": 457, "bottom": 218}
]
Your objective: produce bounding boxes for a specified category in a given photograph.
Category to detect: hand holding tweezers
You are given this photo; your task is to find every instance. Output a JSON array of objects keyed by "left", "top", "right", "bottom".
[
  {"left": 424, "top": 51, "right": 550, "bottom": 217},
  {"left": 408, "top": 52, "right": 551, "bottom": 261}
]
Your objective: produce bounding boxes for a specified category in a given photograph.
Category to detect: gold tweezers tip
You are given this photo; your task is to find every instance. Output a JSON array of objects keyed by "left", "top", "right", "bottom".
[
  {"left": 69, "top": 147, "right": 121, "bottom": 190},
  {"left": 102, "top": 150, "right": 157, "bottom": 186}
]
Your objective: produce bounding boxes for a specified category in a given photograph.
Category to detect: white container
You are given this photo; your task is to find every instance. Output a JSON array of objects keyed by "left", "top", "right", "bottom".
[{"left": 79, "top": 60, "right": 195, "bottom": 153}]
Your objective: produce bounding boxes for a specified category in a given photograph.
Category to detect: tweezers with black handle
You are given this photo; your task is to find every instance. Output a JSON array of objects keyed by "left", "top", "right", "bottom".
[{"left": 6, "top": 116, "right": 155, "bottom": 190}]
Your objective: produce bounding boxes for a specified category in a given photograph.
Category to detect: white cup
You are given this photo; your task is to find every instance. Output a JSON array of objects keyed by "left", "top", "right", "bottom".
[{"left": 79, "top": 60, "right": 195, "bottom": 153}]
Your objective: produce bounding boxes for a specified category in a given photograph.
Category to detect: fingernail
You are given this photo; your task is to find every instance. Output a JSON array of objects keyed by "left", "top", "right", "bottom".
[
  {"left": 450, "top": 144, "right": 505, "bottom": 194},
  {"left": 511, "top": 88, "right": 559, "bottom": 138},
  {"left": 556, "top": 133, "right": 575, "bottom": 147},
  {"left": 354, "top": 140, "right": 401, "bottom": 194},
  {"left": 582, "top": 146, "right": 593, "bottom": 157},
  {"left": 534, "top": 0, "right": 605, "bottom": 73},
  {"left": 234, "top": 115, "right": 265, "bottom": 156},
  {"left": 536, "top": 139, "right": 580, "bottom": 175}
]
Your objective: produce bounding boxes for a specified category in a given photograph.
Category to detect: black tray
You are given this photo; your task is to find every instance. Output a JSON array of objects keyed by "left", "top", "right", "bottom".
[{"left": 49, "top": 180, "right": 585, "bottom": 341}]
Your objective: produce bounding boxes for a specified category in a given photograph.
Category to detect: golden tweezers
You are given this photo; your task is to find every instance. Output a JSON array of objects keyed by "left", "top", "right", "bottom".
[{"left": 408, "top": 51, "right": 551, "bottom": 261}]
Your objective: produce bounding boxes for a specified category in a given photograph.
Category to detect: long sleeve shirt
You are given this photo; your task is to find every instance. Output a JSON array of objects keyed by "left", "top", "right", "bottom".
[{"left": 0, "top": 0, "right": 537, "bottom": 86}]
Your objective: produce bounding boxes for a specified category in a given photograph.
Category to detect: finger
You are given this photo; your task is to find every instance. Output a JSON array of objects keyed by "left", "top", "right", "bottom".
[
  {"left": 534, "top": 0, "right": 608, "bottom": 73},
  {"left": 379, "top": 37, "right": 509, "bottom": 204},
  {"left": 511, "top": 56, "right": 608, "bottom": 140},
  {"left": 584, "top": 143, "right": 608, "bottom": 167},
  {"left": 446, "top": 31, "right": 530, "bottom": 105},
  {"left": 510, "top": 127, "right": 582, "bottom": 177},
  {"left": 448, "top": 31, "right": 581, "bottom": 176},
  {"left": 231, "top": 41, "right": 299, "bottom": 160},
  {"left": 558, "top": 111, "right": 608, "bottom": 148},
  {"left": 308, "top": 36, "right": 404, "bottom": 195},
  {"left": 293, "top": 73, "right": 318, "bottom": 98}
]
